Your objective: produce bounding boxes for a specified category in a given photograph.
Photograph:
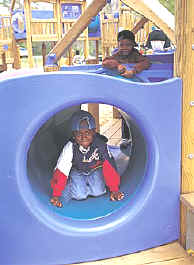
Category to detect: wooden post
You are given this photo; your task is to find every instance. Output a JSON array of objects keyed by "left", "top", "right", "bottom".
[
  {"left": 12, "top": 41, "right": 21, "bottom": 69},
  {"left": 132, "top": 16, "right": 149, "bottom": 35},
  {"left": 10, "top": 2, "right": 21, "bottom": 70},
  {"left": 23, "top": 0, "right": 34, "bottom": 68},
  {"left": 1, "top": 52, "right": 7, "bottom": 72},
  {"left": 175, "top": 0, "right": 194, "bottom": 194},
  {"left": 42, "top": 42, "right": 46, "bottom": 67},
  {"left": 174, "top": 0, "right": 194, "bottom": 247},
  {"left": 56, "top": 0, "right": 62, "bottom": 40},
  {"left": 113, "top": 107, "right": 121, "bottom": 119},
  {"left": 105, "top": 47, "right": 110, "bottom": 57},
  {"left": 88, "top": 103, "right": 100, "bottom": 133},
  {"left": 83, "top": 0, "right": 89, "bottom": 61},
  {"left": 10, "top": 0, "right": 16, "bottom": 12},
  {"left": 95, "top": 39, "right": 99, "bottom": 63},
  {"left": 68, "top": 47, "right": 73, "bottom": 65}
]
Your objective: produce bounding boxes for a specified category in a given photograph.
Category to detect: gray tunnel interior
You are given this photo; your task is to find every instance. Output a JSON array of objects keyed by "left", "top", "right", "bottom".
[{"left": 27, "top": 104, "right": 147, "bottom": 220}]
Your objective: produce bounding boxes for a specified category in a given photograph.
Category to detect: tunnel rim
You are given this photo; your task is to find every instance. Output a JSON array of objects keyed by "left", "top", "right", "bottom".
[{"left": 16, "top": 98, "right": 158, "bottom": 236}]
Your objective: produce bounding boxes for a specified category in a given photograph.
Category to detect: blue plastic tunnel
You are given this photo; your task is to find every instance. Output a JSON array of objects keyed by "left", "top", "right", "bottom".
[{"left": 0, "top": 69, "right": 182, "bottom": 265}]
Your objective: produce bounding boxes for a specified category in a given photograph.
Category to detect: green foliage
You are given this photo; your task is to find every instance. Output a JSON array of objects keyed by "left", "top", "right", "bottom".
[
  {"left": 159, "top": 0, "right": 175, "bottom": 15},
  {"left": 0, "top": 0, "right": 22, "bottom": 9},
  {"left": 0, "top": 0, "right": 10, "bottom": 8}
]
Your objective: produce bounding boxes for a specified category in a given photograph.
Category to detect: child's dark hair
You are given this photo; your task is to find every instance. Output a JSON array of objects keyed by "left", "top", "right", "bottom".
[{"left": 117, "top": 30, "right": 137, "bottom": 46}]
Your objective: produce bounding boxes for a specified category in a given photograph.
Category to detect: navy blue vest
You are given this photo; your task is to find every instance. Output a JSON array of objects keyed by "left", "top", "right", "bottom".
[{"left": 71, "top": 134, "right": 116, "bottom": 174}]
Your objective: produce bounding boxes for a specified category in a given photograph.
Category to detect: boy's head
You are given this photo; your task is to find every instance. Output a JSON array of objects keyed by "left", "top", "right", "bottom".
[
  {"left": 71, "top": 110, "right": 96, "bottom": 148},
  {"left": 117, "top": 30, "right": 137, "bottom": 56}
]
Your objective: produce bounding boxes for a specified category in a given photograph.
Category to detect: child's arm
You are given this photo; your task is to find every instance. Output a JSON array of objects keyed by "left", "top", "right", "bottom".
[
  {"left": 120, "top": 54, "right": 150, "bottom": 79},
  {"left": 103, "top": 58, "right": 129, "bottom": 77},
  {"left": 131, "top": 53, "right": 151, "bottom": 73},
  {"left": 50, "top": 168, "right": 67, "bottom": 208},
  {"left": 102, "top": 54, "right": 127, "bottom": 74},
  {"left": 102, "top": 159, "right": 124, "bottom": 201},
  {"left": 119, "top": 68, "right": 136, "bottom": 78},
  {"left": 102, "top": 52, "right": 150, "bottom": 78},
  {"left": 102, "top": 56, "right": 120, "bottom": 69},
  {"left": 50, "top": 141, "right": 73, "bottom": 207}
]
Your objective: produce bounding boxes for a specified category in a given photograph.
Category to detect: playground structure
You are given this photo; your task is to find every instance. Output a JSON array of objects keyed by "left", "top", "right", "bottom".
[
  {"left": 1, "top": 0, "right": 194, "bottom": 264},
  {"left": 0, "top": 58, "right": 182, "bottom": 265},
  {"left": 10, "top": 0, "right": 153, "bottom": 67},
  {"left": 1, "top": 0, "right": 173, "bottom": 70},
  {"left": 44, "top": 0, "right": 175, "bottom": 68},
  {"left": 12, "top": 0, "right": 89, "bottom": 68}
]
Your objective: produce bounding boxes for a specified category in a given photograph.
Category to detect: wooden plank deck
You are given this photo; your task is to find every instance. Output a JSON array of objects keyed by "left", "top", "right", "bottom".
[
  {"left": 71, "top": 242, "right": 194, "bottom": 265},
  {"left": 100, "top": 118, "right": 122, "bottom": 146}
]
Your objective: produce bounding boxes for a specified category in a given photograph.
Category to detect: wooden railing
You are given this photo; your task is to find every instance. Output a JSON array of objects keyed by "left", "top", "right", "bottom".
[
  {"left": 0, "top": 16, "right": 12, "bottom": 42},
  {"left": 0, "top": 16, "right": 15, "bottom": 67},
  {"left": 31, "top": 19, "right": 58, "bottom": 41}
]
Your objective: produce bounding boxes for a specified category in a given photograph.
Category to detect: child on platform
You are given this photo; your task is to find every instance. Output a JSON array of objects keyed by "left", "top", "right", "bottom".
[
  {"left": 50, "top": 110, "right": 124, "bottom": 208},
  {"left": 102, "top": 30, "right": 151, "bottom": 146},
  {"left": 102, "top": 30, "right": 150, "bottom": 79}
]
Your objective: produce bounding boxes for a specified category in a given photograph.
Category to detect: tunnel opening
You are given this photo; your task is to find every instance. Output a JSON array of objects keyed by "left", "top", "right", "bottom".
[{"left": 27, "top": 103, "right": 148, "bottom": 220}]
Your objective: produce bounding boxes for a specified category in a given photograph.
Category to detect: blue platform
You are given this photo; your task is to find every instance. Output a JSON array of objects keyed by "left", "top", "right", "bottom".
[{"left": 0, "top": 64, "right": 182, "bottom": 265}]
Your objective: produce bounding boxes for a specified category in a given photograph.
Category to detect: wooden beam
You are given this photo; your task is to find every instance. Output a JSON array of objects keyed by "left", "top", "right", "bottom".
[
  {"left": 0, "top": 52, "right": 7, "bottom": 72},
  {"left": 82, "top": 0, "right": 89, "bottom": 60},
  {"left": 132, "top": 16, "right": 149, "bottom": 35},
  {"left": 121, "top": 0, "right": 175, "bottom": 43},
  {"left": 12, "top": 39, "right": 21, "bottom": 69},
  {"left": 10, "top": 0, "right": 16, "bottom": 12},
  {"left": 23, "top": 0, "right": 34, "bottom": 68},
  {"left": 42, "top": 42, "right": 46, "bottom": 67},
  {"left": 88, "top": 103, "right": 100, "bottom": 133},
  {"left": 55, "top": 0, "right": 62, "bottom": 42},
  {"left": 95, "top": 39, "right": 99, "bottom": 62},
  {"left": 47, "top": 0, "right": 108, "bottom": 63},
  {"left": 175, "top": 0, "right": 194, "bottom": 194},
  {"left": 174, "top": 0, "right": 194, "bottom": 248}
]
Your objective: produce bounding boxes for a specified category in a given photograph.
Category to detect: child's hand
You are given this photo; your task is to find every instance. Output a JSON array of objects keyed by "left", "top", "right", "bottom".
[
  {"left": 50, "top": 196, "right": 63, "bottom": 208},
  {"left": 117, "top": 64, "right": 127, "bottom": 74},
  {"left": 110, "top": 191, "right": 124, "bottom": 201},
  {"left": 120, "top": 69, "right": 135, "bottom": 78},
  {"left": 102, "top": 59, "right": 119, "bottom": 69}
]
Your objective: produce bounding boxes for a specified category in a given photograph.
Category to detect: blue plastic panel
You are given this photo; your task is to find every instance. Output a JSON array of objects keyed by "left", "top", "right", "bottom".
[{"left": 0, "top": 71, "right": 182, "bottom": 265}]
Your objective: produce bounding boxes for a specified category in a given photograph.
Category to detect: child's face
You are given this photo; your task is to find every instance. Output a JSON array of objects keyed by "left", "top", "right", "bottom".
[
  {"left": 74, "top": 128, "right": 95, "bottom": 148},
  {"left": 118, "top": 39, "right": 134, "bottom": 56}
]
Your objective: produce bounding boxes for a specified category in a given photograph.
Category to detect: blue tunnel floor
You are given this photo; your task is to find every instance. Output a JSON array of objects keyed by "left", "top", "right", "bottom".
[{"left": 27, "top": 106, "right": 148, "bottom": 220}]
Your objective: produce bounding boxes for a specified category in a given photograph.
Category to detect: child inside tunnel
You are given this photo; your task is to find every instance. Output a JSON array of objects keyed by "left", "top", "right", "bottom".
[{"left": 50, "top": 110, "right": 124, "bottom": 207}]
